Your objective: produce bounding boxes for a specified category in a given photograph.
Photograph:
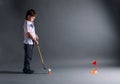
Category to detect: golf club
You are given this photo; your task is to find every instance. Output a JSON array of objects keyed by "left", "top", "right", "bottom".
[{"left": 37, "top": 45, "right": 47, "bottom": 70}]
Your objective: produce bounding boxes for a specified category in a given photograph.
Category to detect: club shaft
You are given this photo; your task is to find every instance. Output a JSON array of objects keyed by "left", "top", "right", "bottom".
[{"left": 37, "top": 46, "right": 45, "bottom": 65}]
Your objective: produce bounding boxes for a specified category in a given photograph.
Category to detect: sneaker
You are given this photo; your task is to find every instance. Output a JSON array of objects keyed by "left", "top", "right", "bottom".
[{"left": 23, "top": 69, "right": 34, "bottom": 74}]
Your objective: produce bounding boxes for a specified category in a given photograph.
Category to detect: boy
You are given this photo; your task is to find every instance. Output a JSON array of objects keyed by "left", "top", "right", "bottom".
[{"left": 23, "top": 9, "right": 39, "bottom": 74}]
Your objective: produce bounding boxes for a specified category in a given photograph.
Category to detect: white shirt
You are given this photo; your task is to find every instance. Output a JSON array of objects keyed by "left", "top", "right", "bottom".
[{"left": 24, "top": 20, "right": 36, "bottom": 45}]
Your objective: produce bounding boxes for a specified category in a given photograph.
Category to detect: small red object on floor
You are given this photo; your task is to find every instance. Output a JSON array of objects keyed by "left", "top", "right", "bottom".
[
  {"left": 48, "top": 68, "right": 51, "bottom": 75},
  {"left": 90, "top": 70, "right": 98, "bottom": 74}
]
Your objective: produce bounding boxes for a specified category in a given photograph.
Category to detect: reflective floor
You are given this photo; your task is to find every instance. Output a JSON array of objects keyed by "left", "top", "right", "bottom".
[{"left": 0, "top": 59, "right": 119, "bottom": 84}]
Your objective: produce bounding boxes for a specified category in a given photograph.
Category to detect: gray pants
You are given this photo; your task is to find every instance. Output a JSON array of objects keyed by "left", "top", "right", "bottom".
[{"left": 23, "top": 44, "right": 34, "bottom": 70}]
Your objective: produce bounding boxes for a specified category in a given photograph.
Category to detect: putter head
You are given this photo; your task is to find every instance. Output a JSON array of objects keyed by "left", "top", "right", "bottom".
[
  {"left": 42, "top": 65, "right": 47, "bottom": 70},
  {"left": 44, "top": 67, "right": 47, "bottom": 70}
]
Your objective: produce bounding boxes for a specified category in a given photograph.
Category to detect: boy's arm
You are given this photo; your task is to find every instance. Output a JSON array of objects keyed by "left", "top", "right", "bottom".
[
  {"left": 27, "top": 32, "right": 39, "bottom": 45},
  {"left": 36, "top": 34, "right": 39, "bottom": 41}
]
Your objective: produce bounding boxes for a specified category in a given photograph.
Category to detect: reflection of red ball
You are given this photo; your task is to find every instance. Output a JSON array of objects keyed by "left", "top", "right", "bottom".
[{"left": 48, "top": 68, "right": 51, "bottom": 75}]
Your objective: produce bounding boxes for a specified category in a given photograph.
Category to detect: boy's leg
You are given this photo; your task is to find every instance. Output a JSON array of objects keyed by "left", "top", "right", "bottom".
[{"left": 23, "top": 44, "right": 34, "bottom": 73}]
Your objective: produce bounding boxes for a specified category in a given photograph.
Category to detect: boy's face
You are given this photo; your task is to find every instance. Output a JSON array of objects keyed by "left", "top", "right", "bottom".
[{"left": 28, "top": 15, "right": 36, "bottom": 22}]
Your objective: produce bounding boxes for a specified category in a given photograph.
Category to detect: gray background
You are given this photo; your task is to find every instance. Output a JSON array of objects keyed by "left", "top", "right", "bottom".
[
  {"left": 0, "top": 0, "right": 119, "bottom": 84},
  {"left": 0, "top": 0, "right": 118, "bottom": 66}
]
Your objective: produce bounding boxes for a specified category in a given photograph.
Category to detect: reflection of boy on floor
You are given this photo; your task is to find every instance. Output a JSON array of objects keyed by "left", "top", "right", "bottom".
[{"left": 23, "top": 9, "right": 39, "bottom": 74}]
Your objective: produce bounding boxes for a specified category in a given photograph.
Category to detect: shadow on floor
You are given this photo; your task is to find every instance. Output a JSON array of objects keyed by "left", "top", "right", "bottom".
[
  {"left": 0, "top": 70, "right": 48, "bottom": 74},
  {"left": 0, "top": 70, "right": 23, "bottom": 74}
]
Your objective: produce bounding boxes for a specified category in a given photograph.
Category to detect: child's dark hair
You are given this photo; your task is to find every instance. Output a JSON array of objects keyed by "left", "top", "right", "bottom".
[{"left": 25, "top": 9, "right": 37, "bottom": 20}]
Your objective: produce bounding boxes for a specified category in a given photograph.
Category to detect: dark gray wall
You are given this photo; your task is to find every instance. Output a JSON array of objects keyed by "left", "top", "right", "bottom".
[{"left": 0, "top": 0, "right": 118, "bottom": 67}]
